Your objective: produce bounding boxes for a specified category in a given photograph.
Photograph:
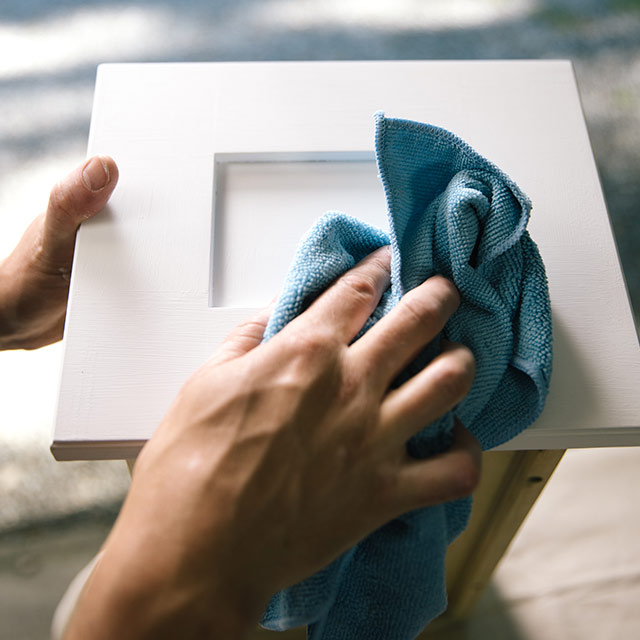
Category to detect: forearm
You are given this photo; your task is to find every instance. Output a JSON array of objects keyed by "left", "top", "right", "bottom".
[
  {"left": 63, "top": 438, "right": 274, "bottom": 640},
  {"left": 63, "top": 525, "right": 259, "bottom": 640}
]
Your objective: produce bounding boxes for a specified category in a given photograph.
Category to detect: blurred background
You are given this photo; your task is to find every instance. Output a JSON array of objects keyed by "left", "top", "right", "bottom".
[{"left": 1, "top": 0, "right": 639, "bottom": 638}]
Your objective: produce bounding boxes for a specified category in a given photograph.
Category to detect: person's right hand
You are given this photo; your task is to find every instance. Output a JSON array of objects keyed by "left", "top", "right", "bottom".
[{"left": 65, "top": 246, "right": 480, "bottom": 640}]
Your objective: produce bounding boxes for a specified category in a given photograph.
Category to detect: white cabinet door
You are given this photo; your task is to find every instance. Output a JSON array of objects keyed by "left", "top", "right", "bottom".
[{"left": 52, "top": 61, "right": 640, "bottom": 459}]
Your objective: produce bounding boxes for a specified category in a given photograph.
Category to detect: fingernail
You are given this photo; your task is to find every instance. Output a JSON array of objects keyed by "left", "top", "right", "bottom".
[{"left": 82, "top": 156, "right": 110, "bottom": 192}]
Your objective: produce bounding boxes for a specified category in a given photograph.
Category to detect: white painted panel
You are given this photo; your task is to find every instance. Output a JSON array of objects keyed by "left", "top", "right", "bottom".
[
  {"left": 211, "top": 157, "right": 386, "bottom": 307},
  {"left": 52, "top": 61, "right": 640, "bottom": 459}
]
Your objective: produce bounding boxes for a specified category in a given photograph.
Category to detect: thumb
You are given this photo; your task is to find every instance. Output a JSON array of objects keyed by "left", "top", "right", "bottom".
[
  {"left": 207, "top": 303, "right": 274, "bottom": 366},
  {"left": 40, "top": 155, "right": 119, "bottom": 267}
]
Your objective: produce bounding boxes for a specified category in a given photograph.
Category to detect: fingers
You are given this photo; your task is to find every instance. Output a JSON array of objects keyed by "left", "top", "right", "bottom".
[
  {"left": 40, "top": 155, "right": 119, "bottom": 267},
  {"left": 207, "top": 304, "right": 273, "bottom": 366},
  {"left": 396, "top": 419, "right": 482, "bottom": 512},
  {"left": 296, "top": 245, "right": 391, "bottom": 344},
  {"left": 210, "top": 244, "right": 390, "bottom": 366},
  {"left": 379, "top": 341, "right": 475, "bottom": 444},
  {"left": 350, "top": 275, "right": 460, "bottom": 390}
]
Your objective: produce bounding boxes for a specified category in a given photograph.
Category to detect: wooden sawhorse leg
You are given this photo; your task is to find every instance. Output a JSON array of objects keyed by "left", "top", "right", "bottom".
[{"left": 421, "top": 449, "right": 565, "bottom": 635}]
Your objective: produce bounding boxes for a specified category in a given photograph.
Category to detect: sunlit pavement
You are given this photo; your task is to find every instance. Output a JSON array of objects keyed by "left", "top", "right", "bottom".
[{"left": 1, "top": 1, "right": 639, "bottom": 638}]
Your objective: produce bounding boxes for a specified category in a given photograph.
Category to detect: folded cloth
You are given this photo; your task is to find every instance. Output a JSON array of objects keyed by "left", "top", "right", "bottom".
[{"left": 260, "top": 113, "right": 553, "bottom": 638}]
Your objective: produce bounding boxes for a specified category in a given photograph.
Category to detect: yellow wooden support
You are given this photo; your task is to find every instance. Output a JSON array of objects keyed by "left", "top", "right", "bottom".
[{"left": 421, "top": 449, "right": 565, "bottom": 635}]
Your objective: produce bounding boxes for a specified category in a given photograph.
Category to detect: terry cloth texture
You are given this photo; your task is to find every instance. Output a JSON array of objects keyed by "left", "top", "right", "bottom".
[{"left": 259, "top": 113, "right": 553, "bottom": 639}]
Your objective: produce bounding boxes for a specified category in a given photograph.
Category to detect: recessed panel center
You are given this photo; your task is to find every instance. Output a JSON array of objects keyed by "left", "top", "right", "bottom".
[{"left": 210, "top": 156, "right": 388, "bottom": 307}]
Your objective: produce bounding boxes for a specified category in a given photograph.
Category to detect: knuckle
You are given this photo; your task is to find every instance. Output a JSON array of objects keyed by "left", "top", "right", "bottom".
[
  {"left": 48, "top": 182, "right": 79, "bottom": 223},
  {"left": 340, "top": 272, "right": 379, "bottom": 305},
  {"left": 285, "top": 327, "right": 338, "bottom": 361},
  {"left": 335, "top": 370, "right": 362, "bottom": 404},
  {"left": 232, "top": 318, "right": 266, "bottom": 343},
  {"left": 401, "top": 294, "right": 442, "bottom": 329}
]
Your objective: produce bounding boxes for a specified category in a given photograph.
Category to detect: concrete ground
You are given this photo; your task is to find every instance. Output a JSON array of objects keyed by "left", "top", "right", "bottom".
[{"left": 1, "top": 1, "right": 639, "bottom": 638}]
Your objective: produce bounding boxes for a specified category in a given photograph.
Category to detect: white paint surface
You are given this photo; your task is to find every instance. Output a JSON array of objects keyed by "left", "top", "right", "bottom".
[
  {"left": 211, "top": 156, "right": 386, "bottom": 307},
  {"left": 52, "top": 61, "right": 640, "bottom": 459}
]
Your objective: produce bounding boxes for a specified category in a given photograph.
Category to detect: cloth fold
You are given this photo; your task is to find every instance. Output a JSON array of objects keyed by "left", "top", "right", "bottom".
[{"left": 260, "top": 113, "right": 552, "bottom": 638}]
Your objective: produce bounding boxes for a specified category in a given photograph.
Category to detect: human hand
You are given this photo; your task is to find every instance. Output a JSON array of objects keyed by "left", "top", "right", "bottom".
[
  {"left": 65, "top": 246, "right": 480, "bottom": 640},
  {"left": 0, "top": 156, "right": 118, "bottom": 350}
]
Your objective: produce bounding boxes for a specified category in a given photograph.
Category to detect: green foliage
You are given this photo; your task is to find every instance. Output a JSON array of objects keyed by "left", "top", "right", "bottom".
[
  {"left": 532, "top": 6, "right": 590, "bottom": 31},
  {"left": 611, "top": 0, "right": 640, "bottom": 11}
]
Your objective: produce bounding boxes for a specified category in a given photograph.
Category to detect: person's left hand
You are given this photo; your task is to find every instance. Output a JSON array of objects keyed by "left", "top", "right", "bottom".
[{"left": 0, "top": 156, "right": 118, "bottom": 350}]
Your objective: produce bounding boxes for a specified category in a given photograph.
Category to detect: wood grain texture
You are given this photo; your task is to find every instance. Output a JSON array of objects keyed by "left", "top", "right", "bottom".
[
  {"left": 52, "top": 61, "right": 640, "bottom": 459},
  {"left": 439, "top": 450, "right": 565, "bottom": 621}
]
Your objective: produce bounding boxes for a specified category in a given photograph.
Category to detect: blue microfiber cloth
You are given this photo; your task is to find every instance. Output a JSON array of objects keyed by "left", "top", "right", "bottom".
[{"left": 259, "top": 113, "right": 552, "bottom": 639}]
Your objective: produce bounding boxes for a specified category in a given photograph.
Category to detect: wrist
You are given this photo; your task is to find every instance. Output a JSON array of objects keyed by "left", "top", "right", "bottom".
[
  {"left": 0, "top": 249, "right": 66, "bottom": 350},
  {"left": 64, "top": 515, "right": 262, "bottom": 640},
  {"left": 0, "top": 256, "right": 29, "bottom": 349}
]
